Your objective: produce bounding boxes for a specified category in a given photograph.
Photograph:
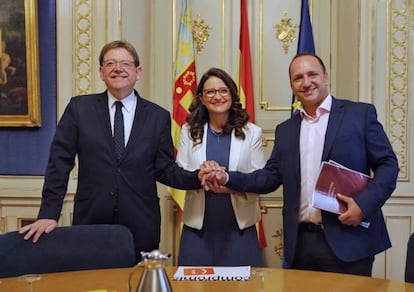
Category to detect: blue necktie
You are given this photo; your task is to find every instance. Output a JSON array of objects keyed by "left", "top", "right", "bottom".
[{"left": 113, "top": 101, "right": 125, "bottom": 161}]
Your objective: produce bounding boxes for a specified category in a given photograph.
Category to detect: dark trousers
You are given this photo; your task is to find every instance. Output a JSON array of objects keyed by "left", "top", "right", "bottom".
[{"left": 292, "top": 226, "right": 374, "bottom": 276}]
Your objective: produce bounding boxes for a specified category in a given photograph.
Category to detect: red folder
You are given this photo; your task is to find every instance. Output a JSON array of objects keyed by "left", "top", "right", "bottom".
[{"left": 312, "top": 160, "right": 371, "bottom": 228}]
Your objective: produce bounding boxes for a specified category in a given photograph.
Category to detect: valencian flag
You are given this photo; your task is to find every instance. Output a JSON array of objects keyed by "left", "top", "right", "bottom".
[
  {"left": 168, "top": 0, "right": 197, "bottom": 211},
  {"left": 291, "top": 0, "right": 316, "bottom": 116},
  {"left": 238, "top": 0, "right": 267, "bottom": 249}
]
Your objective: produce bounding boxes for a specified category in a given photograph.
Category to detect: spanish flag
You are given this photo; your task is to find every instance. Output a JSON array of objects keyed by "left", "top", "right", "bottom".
[
  {"left": 238, "top": 0, "right": 267, "bottom": 249},
  {"left": 169, "top": 0, "right": 197, "bottom": 211}
]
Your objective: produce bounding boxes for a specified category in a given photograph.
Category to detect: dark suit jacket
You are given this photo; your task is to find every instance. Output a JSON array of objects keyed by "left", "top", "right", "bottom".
[
  {"left": 227, "top": 97, "right": 399, "bottom": 265},
  {"left": 38, "top": 91, "right": 200, "bottom": 255}
]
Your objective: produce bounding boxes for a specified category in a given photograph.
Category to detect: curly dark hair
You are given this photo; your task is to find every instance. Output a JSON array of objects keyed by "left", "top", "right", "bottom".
[{"left": 186, "top": 67, "right": 250, "bottom": 146}]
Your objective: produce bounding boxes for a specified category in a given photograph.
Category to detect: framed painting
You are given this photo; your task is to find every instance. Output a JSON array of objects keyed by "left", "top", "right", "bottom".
[{"left": 0, "top": 0, "right": 41, "bottom": 127}]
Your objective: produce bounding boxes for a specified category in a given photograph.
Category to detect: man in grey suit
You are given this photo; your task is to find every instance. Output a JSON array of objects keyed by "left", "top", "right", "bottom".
[
  {"left": 19, "top": 41, "right": 201, "bottom": 262},
  {"left": 204, "top": 53, "right": 399, "bottom": 276}
]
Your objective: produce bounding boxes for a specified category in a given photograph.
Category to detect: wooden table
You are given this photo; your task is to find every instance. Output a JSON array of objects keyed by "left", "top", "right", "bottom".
[{"left": 1, "top": 266, "right": 414, "bottom": 292}]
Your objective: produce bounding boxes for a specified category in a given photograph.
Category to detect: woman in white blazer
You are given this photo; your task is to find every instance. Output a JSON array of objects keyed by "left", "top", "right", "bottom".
[{"left": 176, "top": 68, "right": 266, "bottom": 266}]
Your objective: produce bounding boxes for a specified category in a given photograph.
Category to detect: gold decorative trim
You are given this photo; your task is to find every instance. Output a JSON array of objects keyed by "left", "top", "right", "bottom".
[
  {"left": 0, "top": 175, "right": 43, "bottom": 179},
  {"left": 17, "top": 217, "right": 37, "bottom": 229},
  {"left": 0, "top": 0, "right": 41, "bottom": 127},
  {"left": 260, "top": 203, "right": 284, "bottom": 260},
  {"left": 72, "top": 0, "right": 95, "bottom": 180},
  {"left": 73, "top": 156, "right": 79, "bottom": 179},
  {"left": 412, "top": 5, "right": 414, "bottom": 30},
  {"left": 0, "top": 217, "right": 5, "bottom": 233},
  {"left": 272, "top": 228, "right": 284, "bottom": 260},
  {"left": 262, "top": 136, "right": 275, "bottom": 148},
  {"left": 192, "top": 13, "right": 211, "bottom": 54},
  {"left": 385, "top": 215, "right": 412, "bottom": 225},
  {"left": 73, "top": 0, "right": 94, "bottom": 96},
  {"left": 260, "top": 203, "right": 283, "bottom": 214},
  {"left": 273, "top": 11, "right": 299, "bottom": 55},
  {"left": 17, "top": 215, "right": 65, "bottom": 229},
  {"left": 388, "top": 0, "right": 409, "bottom": 181},
  {"left": 172, "top": 203, "right": 180, "bottom": 266}
]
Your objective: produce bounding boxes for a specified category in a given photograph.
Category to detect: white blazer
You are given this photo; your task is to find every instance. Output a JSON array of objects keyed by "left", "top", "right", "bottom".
[{"left": 176, "top": 122, "right": 266, "bottom": 230}]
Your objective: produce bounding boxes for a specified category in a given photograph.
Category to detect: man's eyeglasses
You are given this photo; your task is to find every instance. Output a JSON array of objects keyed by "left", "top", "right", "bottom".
[
  {"left": 102, "top": 60, "right": 136, "bottom": 69},
  {"left": 203, "top": 87, "right": 230, "bottom": 98}
]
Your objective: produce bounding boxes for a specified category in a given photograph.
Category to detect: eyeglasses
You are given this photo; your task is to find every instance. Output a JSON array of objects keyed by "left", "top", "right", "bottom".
[
  {"left": 102, "top": 59, "right": 136, "bottom": 69},
  {"left": 203, "top": 87, "right": 230, "bottom": 98}
]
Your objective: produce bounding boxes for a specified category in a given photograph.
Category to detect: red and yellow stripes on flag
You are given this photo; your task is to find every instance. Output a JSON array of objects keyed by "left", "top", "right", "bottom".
[
  {"left": 169, "top": 0, "right": 197, "bottom": 211},
  {"left": 237, "top": 0, "right": 255, "bottom": 122},
  {"left": 237, "top": 0, "right": 267, "bottom": 249}
]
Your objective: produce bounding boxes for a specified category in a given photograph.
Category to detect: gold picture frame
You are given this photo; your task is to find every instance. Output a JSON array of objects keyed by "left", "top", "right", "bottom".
[{"left": 0, "top": 0, "right": 41, "bottom": 127}]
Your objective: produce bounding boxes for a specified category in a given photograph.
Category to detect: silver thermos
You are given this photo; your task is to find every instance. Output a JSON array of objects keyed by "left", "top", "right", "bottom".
[{"left": 129, "top": 250, "right": 173, "bottom": 292}]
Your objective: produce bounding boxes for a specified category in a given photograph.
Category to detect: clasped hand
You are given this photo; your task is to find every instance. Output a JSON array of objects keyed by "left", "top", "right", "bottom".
[{"left": 198, "top": 160, "right": 230, "bottom": 192}]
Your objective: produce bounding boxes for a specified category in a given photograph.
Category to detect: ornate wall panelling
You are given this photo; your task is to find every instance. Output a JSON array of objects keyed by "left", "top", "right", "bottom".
[
  {"left": 0, "top": 216, "right": 5, "bottom": 233},
  {"left": 73, "top": 0, "right": 95, "bottom": 96},
  {"left": 0, "top": 196, "right": 45, "bottom": 232},
  {"left": 0, "top": 193, "right": 75, "bottom": 234},
  {"left": 386, "top": 0, "right": 412, "bottom": 183},
  {"left": 57, "top": 0, "right": 121, "bottom": 185},
  {"left": 360, "top": 0, "right": 414, "bottom": 281},
  {"left": 0, "top": 180, "right": 46, "bottom": 234},
  {"left": 379, "top": 198, "right": 414, "bottom": 280},
  {"left": 259, "top": 199, "right": 284, "bottom": 268},
  {"left": 60, "top": 0, "right": 121, "bottom": 104},
  {"left": 363, "top": 0, "right": 412, "bottom": 185}
]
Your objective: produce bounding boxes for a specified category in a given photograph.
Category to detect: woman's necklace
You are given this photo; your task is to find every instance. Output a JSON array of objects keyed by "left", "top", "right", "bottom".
[{"left": 209, "top": 127, "right": 223, "bottom": 142}]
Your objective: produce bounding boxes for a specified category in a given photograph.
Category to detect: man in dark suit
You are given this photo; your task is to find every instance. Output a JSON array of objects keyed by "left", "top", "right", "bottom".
[
  {"left": 204, "top": 52, "right": 399, "bottom": 276},
  {"left": 19, "top": 41, "right": 201, "bottom": 262}
]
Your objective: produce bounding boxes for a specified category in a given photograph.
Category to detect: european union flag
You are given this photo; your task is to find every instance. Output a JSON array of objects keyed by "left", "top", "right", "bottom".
[
  {"left": 291, "top": 0, "right": 316, "bottom": 116},
  {"left": 297, "top": 0, "right": 315, "bottom": 54}
]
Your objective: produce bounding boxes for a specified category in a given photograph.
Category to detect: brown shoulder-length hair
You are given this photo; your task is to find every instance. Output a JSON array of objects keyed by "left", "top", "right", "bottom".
[
  {"left": 98, "top": 40, "right": 140, "bottom": 67},
  {"left": 186, "top": 67, "right": 249, "bottom": 145}
]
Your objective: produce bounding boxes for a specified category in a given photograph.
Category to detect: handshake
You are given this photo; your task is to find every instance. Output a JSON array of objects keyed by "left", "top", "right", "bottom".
[{"left": 198, "top": 160, "right": 232, "bottom": 193}]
